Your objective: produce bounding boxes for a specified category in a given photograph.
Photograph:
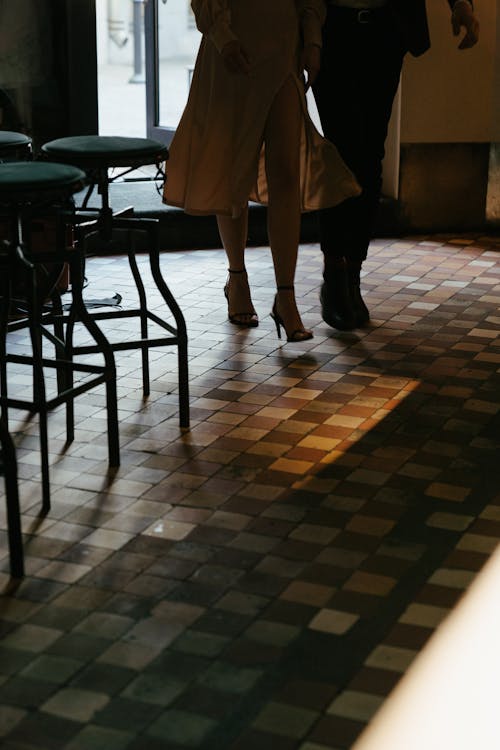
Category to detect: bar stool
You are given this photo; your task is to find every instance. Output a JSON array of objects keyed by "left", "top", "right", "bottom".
[
  {"left": 0, "top": 161, "right": 120, "bottom": 513},
  {"left": 0, "top": 131, "right": 32, "bottom": 162},
  {"left": 41, "top": 135, "right": 189, "bottom": 429},
  {"left": 1, "top": 134, "right": 31, "bottom": 577}
]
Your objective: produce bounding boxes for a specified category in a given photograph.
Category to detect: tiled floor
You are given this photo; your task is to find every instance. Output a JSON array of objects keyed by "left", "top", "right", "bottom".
[{"left": 1, "top": 233, "right": 500, "bottom": 749}]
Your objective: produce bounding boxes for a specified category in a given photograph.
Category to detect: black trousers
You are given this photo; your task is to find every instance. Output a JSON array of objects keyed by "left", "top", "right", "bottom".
[{"left": 313, "top": 6, "right": 407, "bottom": 268}]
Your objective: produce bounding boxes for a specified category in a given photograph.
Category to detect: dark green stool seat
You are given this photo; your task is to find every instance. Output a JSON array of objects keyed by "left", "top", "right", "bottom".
[
  {"left": 0, "top": 131, "right": 32, "bottom": 161},
  {"left": 0, "top": 161, "right": 120, "bottom": 564},
  {"left": 0, "top": 161, "right": 86, "bottom": 202},
  {"left": 42, "top": 135, "right": 168, "bottom": 169},
  {"left": 41, "top": 135, "right": 189, "bottom": 429}
]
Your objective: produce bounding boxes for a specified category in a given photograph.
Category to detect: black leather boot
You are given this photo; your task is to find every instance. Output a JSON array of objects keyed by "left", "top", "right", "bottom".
[
  {"left": 320, "top": 260, "right": 356, "bottom": 331},
  {"left": 347, "top": 261, "right": 370, "bottom": 327}
]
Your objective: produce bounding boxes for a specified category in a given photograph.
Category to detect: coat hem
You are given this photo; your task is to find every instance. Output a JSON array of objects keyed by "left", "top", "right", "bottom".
[{"left": 162, "top": 197, "right": 249, "bottom": 217}]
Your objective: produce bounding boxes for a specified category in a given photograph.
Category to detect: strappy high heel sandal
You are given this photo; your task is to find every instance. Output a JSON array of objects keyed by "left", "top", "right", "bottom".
[
  {"left": 223, "top": 268, "right": 258, "bottom": 328},
  {"left": 270, "top": 286, "right": 313, "bottom": 343}
]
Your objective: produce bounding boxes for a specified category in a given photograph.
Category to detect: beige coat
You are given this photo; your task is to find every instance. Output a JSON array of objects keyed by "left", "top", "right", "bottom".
[{"left": 163, "top": 0, "right": 360, "bottom": 217}]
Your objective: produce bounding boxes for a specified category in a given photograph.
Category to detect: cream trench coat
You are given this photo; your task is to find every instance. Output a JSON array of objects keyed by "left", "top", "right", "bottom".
[{"left": 163, "top": 0, "right": 360, "bottom": 217}]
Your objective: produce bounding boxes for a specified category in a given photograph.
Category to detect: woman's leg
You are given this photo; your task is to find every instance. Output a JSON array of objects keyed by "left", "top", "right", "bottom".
[
  {"left": 217, "top": 207, "right": 248, "bottom": 271},
  {"left": 217, "top": 206, "right": 257, "bottom": 326},
  {"left": 264, "top": 76, "right": 310, "bottom": 338}
]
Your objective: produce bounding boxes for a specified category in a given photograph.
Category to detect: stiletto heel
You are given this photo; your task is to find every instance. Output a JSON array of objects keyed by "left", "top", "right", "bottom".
[
  {"left": 270, "top": 286, "right": 313, "bottom": 343},
  {"left": 271, "top": 299, "right": 283, "bottom": 339},
  {"left": 224, "top": 269, "right": 258, "bottom": 328}
]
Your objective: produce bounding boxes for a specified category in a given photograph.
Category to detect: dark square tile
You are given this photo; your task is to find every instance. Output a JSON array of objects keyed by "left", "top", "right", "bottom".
[
  {"left": 7, "top": 713, "right": 81, "bottom": 749},
  {"left": 0, "top": 676, "right": 56, "bottom": 708},
  {"left": 94, "top": 696, "right": 163, "bottom": 732},
  {"left": 70, "top": 662, "right": 136, "bottom": 695}
]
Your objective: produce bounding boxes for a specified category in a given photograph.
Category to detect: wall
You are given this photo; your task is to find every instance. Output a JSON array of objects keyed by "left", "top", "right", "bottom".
[
  {"left": 396, "top": 0, "right": 498, "bottom": 231},
  {"left": 487, "top": 0, "right": 500, "bottom": 219},
  {"left": 401, "top": 0, "right": 494, "bottom": 143}
]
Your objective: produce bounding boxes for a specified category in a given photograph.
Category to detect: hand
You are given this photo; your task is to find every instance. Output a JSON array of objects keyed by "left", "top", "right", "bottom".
[
  {"left": 301, "top": 43, "right": 321, "bottom": 92},
  {"left": 221, "top": 40, "right": 251, "bottom": 75},
  {"left": 452, "top": 1, "right": 479, "bottom": 50}
]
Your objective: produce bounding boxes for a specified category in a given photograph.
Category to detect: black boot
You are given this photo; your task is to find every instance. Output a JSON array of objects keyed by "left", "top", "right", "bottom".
[
  {"left": 320, "top": 259, "right": 356, "bottom": 331},
  {"left": 347, "top": 261, "right": 370, "bottom": 327}
]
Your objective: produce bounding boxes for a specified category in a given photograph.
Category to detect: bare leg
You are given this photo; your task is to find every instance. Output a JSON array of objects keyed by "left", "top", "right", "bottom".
[
  {"left": 217, "top": 207, "right": 248, "bottom": 271},
  {"left": 217, "top": 206, "right": 258, "bottom": 327},
  {"left": 264, "top": 76, "right": 311, "bottom": 339}
]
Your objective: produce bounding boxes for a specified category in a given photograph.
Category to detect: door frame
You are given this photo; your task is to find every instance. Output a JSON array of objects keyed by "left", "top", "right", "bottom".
[
  {"left": 382, "top": 83, "right": 401, "bottom": 200},
  {"left": 66, "top": 0, "right": 99, "bottom": 135},
  {"left": 145, "top": 0, "right": 174, "bottom": 145}
]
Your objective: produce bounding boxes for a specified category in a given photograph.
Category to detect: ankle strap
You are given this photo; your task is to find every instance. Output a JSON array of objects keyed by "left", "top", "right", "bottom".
[{"left": 228, "top": 268, "right": 247, "bottom": 274}]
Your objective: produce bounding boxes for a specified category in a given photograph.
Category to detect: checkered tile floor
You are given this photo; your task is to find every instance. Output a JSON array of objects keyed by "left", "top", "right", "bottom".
[{"left": 1, "top": 234, "right": 500, "bottom": 749}]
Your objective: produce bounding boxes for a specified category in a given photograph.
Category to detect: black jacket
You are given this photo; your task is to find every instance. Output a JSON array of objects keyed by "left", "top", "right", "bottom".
[{"left": 390, "top": 0, "right": 469, "bottom": 57}]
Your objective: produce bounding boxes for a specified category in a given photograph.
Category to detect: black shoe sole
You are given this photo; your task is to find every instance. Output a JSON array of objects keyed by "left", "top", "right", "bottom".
[
  {"left": 320, "top": 286, "right": 356, "bottom": 331},
  {"left": 351, "top": 289, "right": 370, "bottom": 328},
  {"left": 354, "top": 314, "right": 370, "bottom": 328}
]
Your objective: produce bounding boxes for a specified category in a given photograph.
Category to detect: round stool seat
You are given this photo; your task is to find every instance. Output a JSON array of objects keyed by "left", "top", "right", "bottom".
[
  {"left": 41, "top": 135, "right": 168, "bottom": 169},
  {"left": 0, "top": 162, "right": 86, "bottom": 204},
  {"left": 0, "top": 131, "right": 32, "bottom": 153}
]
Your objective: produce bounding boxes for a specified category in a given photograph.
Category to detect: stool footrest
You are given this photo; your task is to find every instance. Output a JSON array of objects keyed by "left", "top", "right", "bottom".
[
  {"left": 76, "top": 307, "right": 177, "bottom": 336},
  {"left": 2, "top": 376, "right": 109, "bottom": 413},
  {"left": 71, "top": 336, "right": 180, "bottom": 356},
  {"left": 5, "top": 353, "right": 113, "bottom": 375}
]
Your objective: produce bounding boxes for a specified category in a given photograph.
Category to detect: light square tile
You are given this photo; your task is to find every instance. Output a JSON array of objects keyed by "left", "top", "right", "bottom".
[
  {"left": 41, "top": 688, "right": 109, "bottom": 723},
  {"left": 365, "top": 645, "right": 417, "bottom": 673},
  {"left": 327, "top": 690, "right": 384, "bottom": 721},
  {"left": 308, "top": 609, "right": 359, "bottom": 635},
  {"left": 142, "top": 518, "right": 195, "bottom": 541}
]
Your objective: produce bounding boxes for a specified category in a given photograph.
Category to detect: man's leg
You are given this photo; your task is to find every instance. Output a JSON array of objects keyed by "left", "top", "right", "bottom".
[{"left": 313, "top": 7, "right": 405, "bottom": 329}]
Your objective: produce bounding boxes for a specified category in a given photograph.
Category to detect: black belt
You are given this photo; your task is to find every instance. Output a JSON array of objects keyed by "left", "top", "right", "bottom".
[{"left": 328, "top": 5, "right": 389, "bottom": 24}]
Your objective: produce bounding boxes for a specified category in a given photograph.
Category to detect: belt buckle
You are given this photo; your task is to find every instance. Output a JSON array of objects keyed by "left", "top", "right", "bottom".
[{"left": 357, "top": 10, "right": 370, "bottom": 24}]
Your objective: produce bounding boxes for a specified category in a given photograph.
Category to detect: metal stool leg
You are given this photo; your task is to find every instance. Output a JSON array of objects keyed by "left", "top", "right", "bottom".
[
  {"left": 0, "top": 273, "right": 9, "bottom": 424},
  {"left": 38, "top": 404, "right": 51, "bottom": 514},
  {"left": 63, "top": 293, "right": 77, "bottom": 445},
  {"left": 49, "top": 219, "right": 73, "bottom": 429},
  {"left": 0, "top": 274, "right": 23, "bottom": 576},
  {"left": 1, "top": 419, "right": 24, "bottom": 578},
  {"left": 27, "top": 266, "right": 51, "bottom": 513},
  {"left": 50, "top": 288, "right": 68, "bottom": 401},
  {"left": 69, "top": 250, "right": 120, "bottom": 468},
  {"left": 147, "top": 226, "right": 190, "bottom": 429},
  {"left": 128, "top": 239, "right": 150, "bottom": 396}
]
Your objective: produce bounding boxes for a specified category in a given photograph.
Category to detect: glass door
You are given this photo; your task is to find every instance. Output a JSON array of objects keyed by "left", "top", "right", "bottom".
[
  {"left": 96, "top": 0, "right": 147, "bottom": 137},
  {"left": 145, "top": 0, "right": 200, "bottom": 145}
]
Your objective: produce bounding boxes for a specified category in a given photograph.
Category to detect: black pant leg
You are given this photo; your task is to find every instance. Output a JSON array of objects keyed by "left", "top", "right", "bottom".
[{"left": 313, "top": 10, "right": 405, "bottom": 268}]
